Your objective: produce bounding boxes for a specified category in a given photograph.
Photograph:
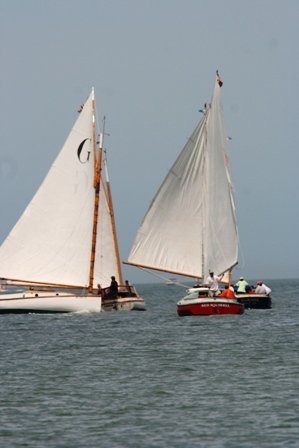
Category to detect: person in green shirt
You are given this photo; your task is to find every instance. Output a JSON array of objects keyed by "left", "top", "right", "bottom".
[{"left": 235, "top": 277, "right": 249, "bottom": 293}]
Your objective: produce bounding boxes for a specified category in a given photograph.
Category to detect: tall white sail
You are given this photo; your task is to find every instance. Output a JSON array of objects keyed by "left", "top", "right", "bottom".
[
  {"left": 127, "top": 77, "right": 238, "bottom": 280},
  {"left": 0, "top": 91, "right": 118, "bottom": 288}
]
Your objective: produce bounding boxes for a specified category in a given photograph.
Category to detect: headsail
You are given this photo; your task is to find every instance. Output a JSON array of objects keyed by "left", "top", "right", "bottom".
[
  {"left": 126, "top": 75, "right": 238, "bottom": 280},
  {"left": 93, "top": 178, "right": 121, "bottom": 287}
]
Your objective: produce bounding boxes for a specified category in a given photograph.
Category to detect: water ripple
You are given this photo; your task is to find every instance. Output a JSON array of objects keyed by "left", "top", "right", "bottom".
[{"left": 0, "top": 280, "right": 298, "bottom": 447}]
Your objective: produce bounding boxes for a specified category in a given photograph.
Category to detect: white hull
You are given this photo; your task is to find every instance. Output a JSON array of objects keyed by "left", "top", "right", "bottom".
[
  {"left": 0, "top": 291, "right": 101, "bottom": 313},
  {"left": 102, "top": 296, "right": 146, "bottom": 312}
]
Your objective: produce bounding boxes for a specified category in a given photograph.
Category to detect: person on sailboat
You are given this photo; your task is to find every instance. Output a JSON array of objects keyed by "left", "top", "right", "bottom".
[
  {"left": 219, "top": 285, "right": 235, "bottom": 299},
  {"left": 261, "top": 282, "right": 271, "bottom": 295},
  {"left": 124, "top": 280, "right": 137, "bottom": 297},
  {"left": 234, "top": 277, "right": 249, "bottom": 293},
  {"left": 255, "top": 281, "right": 271, "bottom": 295},
  {"left": 108, "top": 276, "right": 118, "bottom": 298},
  {"left": 125, "top": 280, "right": 132, "bottom": 294},
  {"left": 206, "top": 272, "right": 223, "bottom": 296},
  {"left": 255, "top": 281, "right": 266, "bottom": 294}
]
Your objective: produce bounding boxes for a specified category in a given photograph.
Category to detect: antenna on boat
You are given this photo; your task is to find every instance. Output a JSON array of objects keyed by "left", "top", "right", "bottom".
[{"left": 97, "top": 115, "right": 110, "bottom": 144}]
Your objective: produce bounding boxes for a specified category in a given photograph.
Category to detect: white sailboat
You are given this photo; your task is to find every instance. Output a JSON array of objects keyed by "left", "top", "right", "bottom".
[
  {"left": 0, "top": 89, "right": 144, "bottom": 313},
  {"left": 124, "top": 72, "right": 244, "bottom": 315}
]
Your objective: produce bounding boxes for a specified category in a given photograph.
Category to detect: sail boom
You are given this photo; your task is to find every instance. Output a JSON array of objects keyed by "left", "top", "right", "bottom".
[
  {"left": 123, "top": 260, "right": 202, "bottom": 280},
  {"left": 218, "top": 262, "right": 238, "bottom": 277},
  {"left": 0, "top": 277, "right": 88, "bottom": 289}
]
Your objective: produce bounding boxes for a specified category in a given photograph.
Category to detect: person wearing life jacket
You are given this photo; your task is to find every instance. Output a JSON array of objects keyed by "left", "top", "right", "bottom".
[{"left": 219, "top": 285, "right": 235, "bottom": 299}]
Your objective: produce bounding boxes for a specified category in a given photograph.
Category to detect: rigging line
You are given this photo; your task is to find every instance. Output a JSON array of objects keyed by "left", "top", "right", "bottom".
[
  {"left": 139, "top": 267, "right": 189, "bottom": 289},
  {"left": 237, "top": 237, "right": 246, "bottom": 273}
]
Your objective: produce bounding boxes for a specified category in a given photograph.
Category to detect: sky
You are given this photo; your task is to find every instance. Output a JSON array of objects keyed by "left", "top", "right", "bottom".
[{"left": 0, "top": 0, "right": 298, "bottom": 284}]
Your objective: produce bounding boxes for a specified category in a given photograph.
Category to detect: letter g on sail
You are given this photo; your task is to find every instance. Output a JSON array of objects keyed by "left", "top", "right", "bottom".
[{"left": 77, "top": 138, "right": 91, "bottom": 163}]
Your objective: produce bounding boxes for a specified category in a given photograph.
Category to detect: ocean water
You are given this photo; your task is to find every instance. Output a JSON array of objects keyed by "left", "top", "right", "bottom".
[{"left": 0, "top": 279, "right": 298, "bottom": 448}]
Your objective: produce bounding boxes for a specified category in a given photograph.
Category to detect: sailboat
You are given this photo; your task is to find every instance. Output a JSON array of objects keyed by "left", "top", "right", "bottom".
[
  {"left": 0, "top": 89, "right": 145, "bottom": 313},
  {"left": 124, "top": 72, "right": 244, "bottom": 316}
]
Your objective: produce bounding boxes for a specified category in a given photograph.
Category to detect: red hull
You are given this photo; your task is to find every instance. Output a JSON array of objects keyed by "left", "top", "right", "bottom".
[{"left": 177, "top": 301, "right": 244, "bottom": 316}]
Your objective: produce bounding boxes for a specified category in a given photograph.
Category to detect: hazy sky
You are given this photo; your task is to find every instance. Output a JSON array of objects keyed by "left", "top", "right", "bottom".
[{"left": 0, "top": 0, "right": 298, "bottom": 284}]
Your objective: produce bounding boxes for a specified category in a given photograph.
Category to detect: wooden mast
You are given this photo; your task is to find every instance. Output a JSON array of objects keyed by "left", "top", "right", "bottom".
[
  {"left": 103, "top": 140, "right": 124, "bottom": 286},
  {"left": 88, "top": 88, "right": 103, "bottom": 292}
]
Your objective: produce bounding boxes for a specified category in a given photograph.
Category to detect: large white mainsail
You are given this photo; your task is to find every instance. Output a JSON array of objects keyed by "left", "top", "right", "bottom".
[
  {"left": 126, "top": 76, "right": 238, "bottom": 280},
  {"left": 0, "top": 90, "right": 119, "bottom": 289}
]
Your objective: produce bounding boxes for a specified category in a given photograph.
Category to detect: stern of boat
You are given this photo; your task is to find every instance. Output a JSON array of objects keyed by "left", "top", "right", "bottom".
[
  {"left": 235, "top": 293, "right": 272, "bottom": 309},
  {"left": 102, "top": 297, "right": 146, "bottom": 312},
  {"left": 177, "top": 287, "right": 244, "bottom": 316}
]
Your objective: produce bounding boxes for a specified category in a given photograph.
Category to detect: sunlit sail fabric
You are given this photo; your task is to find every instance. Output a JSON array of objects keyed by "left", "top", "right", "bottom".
[
  {"left": 0, "top": 91, "right": 119, "bottom": 288},
  {"left": 127, "top": 78, "right": 238, "bottom": 280}
]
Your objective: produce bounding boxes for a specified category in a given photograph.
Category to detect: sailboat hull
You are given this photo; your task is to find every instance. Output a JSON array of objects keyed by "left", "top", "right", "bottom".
[
  {"left": 0, "top": 291, "right": 101, "bottom": 313},
  {"left": 177, "top": 298, "right": 244, "bottom": 316},
  {"left": 235, "top": 293, "right": 272, "bottom": 309},
  {"left": 177, "top": 297, "right": 244, "bottom": 316},
  {"left": 102, "top": 296, "right": 146, "bottom": 312},
  {"left": 177, "top": 288, "right": 244, "bottom": 316}
]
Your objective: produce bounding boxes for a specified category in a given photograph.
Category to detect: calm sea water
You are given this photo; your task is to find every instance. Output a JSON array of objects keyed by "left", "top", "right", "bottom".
[{"left": 0, "top": 279, "right": 298, "bottom": 448}]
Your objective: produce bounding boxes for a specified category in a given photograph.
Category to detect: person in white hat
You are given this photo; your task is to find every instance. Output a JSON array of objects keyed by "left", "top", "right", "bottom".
[{"left": 234, "top": 276, "right": 249, "bottom": 293}]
